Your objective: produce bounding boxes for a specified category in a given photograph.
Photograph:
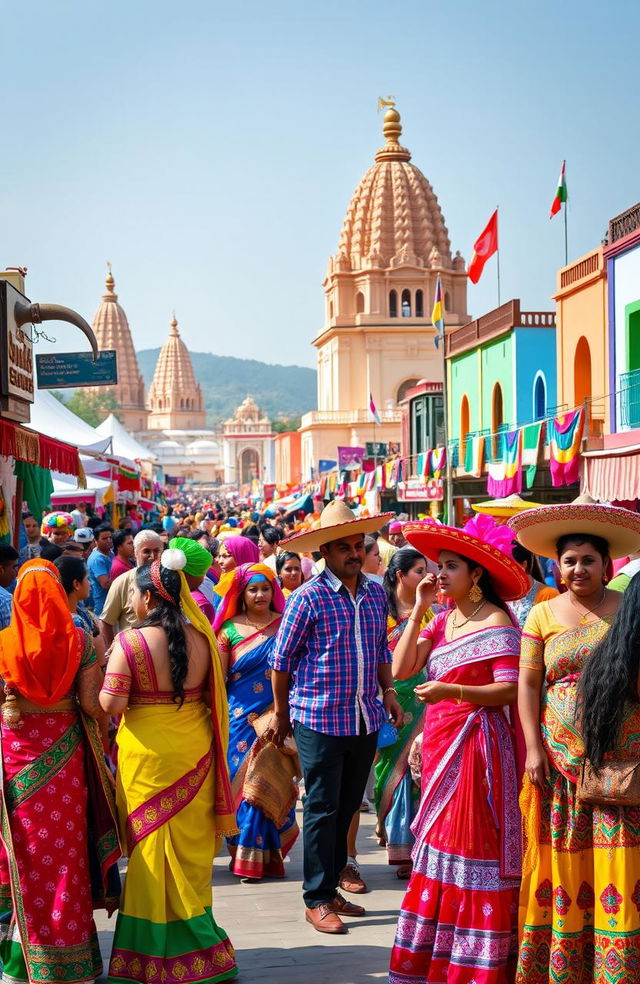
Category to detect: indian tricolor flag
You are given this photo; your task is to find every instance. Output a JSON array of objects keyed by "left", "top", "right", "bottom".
[
  {"left": 550, "top": 160, "right": 567, "bottom": 219},
  {"left": 369, "top": 392, "right": 381, "bottom": 426}
]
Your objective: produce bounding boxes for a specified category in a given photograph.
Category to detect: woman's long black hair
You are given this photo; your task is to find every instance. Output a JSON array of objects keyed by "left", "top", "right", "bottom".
[
  {"left": 383, "top": 548, "right": 427, "bottom": 621},
  {"left": 136, "top": 563, "right": 188, "bottom": 706},
  {"left": 578, "top": 573, "right": 640, "bottom": 769}
]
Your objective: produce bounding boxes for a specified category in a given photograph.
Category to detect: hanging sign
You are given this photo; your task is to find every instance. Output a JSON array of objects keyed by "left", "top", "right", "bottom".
[
  {"left": 35, "top": 350, "right": 118, "bottom": 389},
  {"left": 365, "top": 441, "right": 388, "bottom": 458},
  {"left": 397, "top": 479, "right": 444, "bottom": 502},
  {"left": 337, "top": 446, "right": 365, "bottom": 469}
]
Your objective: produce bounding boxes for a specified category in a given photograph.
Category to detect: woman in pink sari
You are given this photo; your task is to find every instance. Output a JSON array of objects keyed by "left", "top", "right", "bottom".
[{"left": 388, "top": 516, "right": 528, "bottom": 984}]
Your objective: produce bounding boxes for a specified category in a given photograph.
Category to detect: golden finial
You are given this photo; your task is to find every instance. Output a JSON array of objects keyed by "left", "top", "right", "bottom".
[
  {"left": 170, "top": 310, "right": 179, "bottom": 334},
  {"left": 105, "top": 261, "right": 116, "bottom": 294},
  {"left": 377, "top": 95, "right": 396, "bottom": 112}
]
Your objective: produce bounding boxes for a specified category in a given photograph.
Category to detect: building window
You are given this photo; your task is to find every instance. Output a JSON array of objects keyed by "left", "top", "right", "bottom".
[
  {"left": 356, "top": 290, "right": 365, "bottom": 314},
  {"left": 329, "top": 300, "right": 334, "bottom": 319},
  {"left": 444, "top": 291, "right": 451, "bottom": 311},
  {"left": 389, "top": 290, "right": 397, "bottom": 318},
  {"left": 401, "top": 289, "right": 411, "bottom": 317},
  {"left": 415, "top": 289, "right": 424, "bottom": 317},
  {"left": 492, "top": 382, "right": 504, "bottom": 458},
  {"left": 533, "top": 374, "right": 546, "bottom": 420},
  {"left": 574, "top": 336, "right": 592, "bottom": 405}
]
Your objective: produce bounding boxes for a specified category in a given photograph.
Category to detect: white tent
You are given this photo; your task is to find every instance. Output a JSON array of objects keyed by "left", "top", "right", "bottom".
[
  {"left": 50, "top": 472, "right": 112, "bottom": 506},
  {"left": 30, "top": 389, "right": 112, "bottom": 455},
  {"left": 96, "top": 414, "right": 158, "bottom": 464}
]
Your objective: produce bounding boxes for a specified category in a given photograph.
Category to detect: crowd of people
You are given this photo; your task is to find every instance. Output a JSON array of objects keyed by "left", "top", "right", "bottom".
[{"left": 0, "top": 490, "right": 639, "bottom": 983}]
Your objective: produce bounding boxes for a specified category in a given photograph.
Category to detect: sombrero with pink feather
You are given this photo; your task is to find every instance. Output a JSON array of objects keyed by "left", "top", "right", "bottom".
[{"left": 403, "top": 513, "right": 529, "bottom": 601}]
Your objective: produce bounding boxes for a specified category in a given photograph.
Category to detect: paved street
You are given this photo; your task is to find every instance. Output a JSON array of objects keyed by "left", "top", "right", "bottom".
[{"left": 95, "top": 804, "right": 403, "bottom": 984}]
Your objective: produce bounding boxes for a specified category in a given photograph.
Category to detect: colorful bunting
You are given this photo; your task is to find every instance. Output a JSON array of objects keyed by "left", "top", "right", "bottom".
[
  {"left": 548, "top": 409, "right": 584, "bottom": 487},
  {"left": 522, "top": 422, "right": 543, "bottom": 489},
  {"left": 487, "top": 429, "right": 522, "bottom": 497},
  {"left": 430, "top": 447, "right": 447, "bottom": 479},
  {"left": 470, "top": 435, "right": 485, "bottom": 478}
]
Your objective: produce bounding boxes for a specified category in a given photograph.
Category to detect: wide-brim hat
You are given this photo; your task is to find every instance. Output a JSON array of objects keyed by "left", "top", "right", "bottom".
[
  {"left": 281, "top": 499, "right": 394, "bottom": 555},
  {"left": 403, "top": 521, "right": 529, "bottom": 601},
  {"left": 509, "top": 502, "right": 640, "bottom": 560},
  {"left": 472, "top": 493, "right": 545, "bottom": 518}
]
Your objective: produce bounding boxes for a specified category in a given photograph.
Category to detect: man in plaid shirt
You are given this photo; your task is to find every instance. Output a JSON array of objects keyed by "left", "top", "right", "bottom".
[{"left": 268, "top": 501, "right": 403, "bottom": 935}]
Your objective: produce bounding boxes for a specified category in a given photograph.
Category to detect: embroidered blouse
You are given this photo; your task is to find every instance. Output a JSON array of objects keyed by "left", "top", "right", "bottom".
[{"left": 102, "top": 628, "right": 206, "bottom": 705}]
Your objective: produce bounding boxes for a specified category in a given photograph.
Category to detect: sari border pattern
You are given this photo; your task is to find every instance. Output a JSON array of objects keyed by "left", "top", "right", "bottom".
[
  {"left": 427, "top": 625, "right": 521, "bottom": 681},
  {"left": 125, "top": 746, "right": 213, "bottom": 856},
  {"left": 109, "top": 938, "right": 236, "bottom": 984},
  {"left": 4, "top": 719, "right": 81, "bottom": 811}
]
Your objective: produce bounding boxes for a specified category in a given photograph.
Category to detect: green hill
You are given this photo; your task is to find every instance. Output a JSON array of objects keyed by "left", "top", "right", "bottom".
[{"left": 137, "top": 349, "right": 317, "bottom": 426}]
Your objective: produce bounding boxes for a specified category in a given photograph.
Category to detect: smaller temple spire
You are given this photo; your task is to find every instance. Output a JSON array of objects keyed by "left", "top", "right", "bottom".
[{"left": 375, "top": 100, "right": 411, "bottom": 164}]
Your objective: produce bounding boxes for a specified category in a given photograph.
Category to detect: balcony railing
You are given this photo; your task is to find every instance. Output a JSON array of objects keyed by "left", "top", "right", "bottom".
[
  {"left": 619, "top": 369, "right": 640, "bottom": 429},
  {"left": 609, "top": 202, "right": 640, "bottom": 245},
  {"left": 300, "top": 408, "right": 402, "bottom": 427}
]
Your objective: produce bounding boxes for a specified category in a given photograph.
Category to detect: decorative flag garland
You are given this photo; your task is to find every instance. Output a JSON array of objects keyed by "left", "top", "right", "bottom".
[
  {"left": 522, "top": 422, "right": 544, "bottom": 489},
  {"left": 487, "top": 428, "right": 522, "bottom": 497},
  {"left": 548, "top": 408, "right": 584, "bottom": 487},
  {"left": 430, "top": 447, "right": 447, "bottom": 479}
]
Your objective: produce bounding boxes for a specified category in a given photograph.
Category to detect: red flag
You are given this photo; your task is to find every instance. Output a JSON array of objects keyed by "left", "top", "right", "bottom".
[{"left": 467, "top": 209, "right": 498, "bottom": 284}]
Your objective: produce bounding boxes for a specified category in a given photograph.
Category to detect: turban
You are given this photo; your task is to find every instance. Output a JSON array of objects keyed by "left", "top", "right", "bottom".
[
  {"left": 42, "top": 511, "right": 74, "bottom": 535},
  {"left": 168, "top": 537, "right": 213, "bottom": 578},
  {"left": 212, "top": 563, "right": 286, "bottom": 635},
  {"left": 388, "top": 521, "right": 403, "bottom": 534}
]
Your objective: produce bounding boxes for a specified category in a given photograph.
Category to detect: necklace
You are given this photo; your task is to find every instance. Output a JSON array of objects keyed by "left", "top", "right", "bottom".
[
  {"left": 451, "top": 600, "right": 486, "bottom": 632},
  {"left": 244, "top": 615, "right": 275, "bottom": 632},
  {"left": 569, "top": 586, "right": 607, "bottom": 624}
]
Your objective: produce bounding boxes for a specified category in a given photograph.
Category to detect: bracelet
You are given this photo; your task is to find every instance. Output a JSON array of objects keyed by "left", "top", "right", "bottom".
[
  {"left": 456, "top": 685, "right": 464, "bottom": 705},
  {"left": 383, "top": 686, "right": 397, "bottom": 697}
]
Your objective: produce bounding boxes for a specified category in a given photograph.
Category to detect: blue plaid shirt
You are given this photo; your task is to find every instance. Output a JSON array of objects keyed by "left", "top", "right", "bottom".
[
  {"left": 0, "top": 586, "right": 12, "bottom": 631},
  {"left": 269, "top": 567, "right": 391, "bottom": 736}
]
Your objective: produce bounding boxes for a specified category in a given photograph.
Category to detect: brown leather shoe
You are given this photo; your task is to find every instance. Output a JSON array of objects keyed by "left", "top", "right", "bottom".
[
  {"left": 339, "top": 862, "right": 368, "bottom": 894},
  {"left": 305, "top": 903, "right": 347, "bottom": 934},
  {"left": 329, "top": 892, "right": 366, "bottom": 917}
]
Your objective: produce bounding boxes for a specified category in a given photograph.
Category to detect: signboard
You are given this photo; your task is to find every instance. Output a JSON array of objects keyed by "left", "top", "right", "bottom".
[
  {"left": 397, "top": 479, "right": 443, "bottom": 502},
  {"left": 337, "top": 445, "right": 365, "bottom": 470},
  {"left": 35, "top": 350, "right": 118, "bottom": 389},
  {"left": 0, "top": 280, "right": 34, "bottom": 422},
  {"left": 365, "top": 441, "right": 388, "bottom": 458}
]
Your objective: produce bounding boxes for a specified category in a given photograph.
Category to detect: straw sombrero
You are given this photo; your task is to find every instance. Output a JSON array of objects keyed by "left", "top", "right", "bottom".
[
  {"left": 472, "top": 493, "right": 544, "bottom": 518},
  {"left": 280, "top": 500, "right": 394, "bottom": 554},
  {"left": 403, "top": 516, "right": 529, "bottom": 601},
  {"left": 509, "top": 502, "right": 640, "bottom": 560}
]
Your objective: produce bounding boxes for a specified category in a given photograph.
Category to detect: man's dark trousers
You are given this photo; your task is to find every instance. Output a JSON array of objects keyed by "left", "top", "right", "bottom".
[{"left": 294, "top": 718, "right": 378, "bottom": 908}]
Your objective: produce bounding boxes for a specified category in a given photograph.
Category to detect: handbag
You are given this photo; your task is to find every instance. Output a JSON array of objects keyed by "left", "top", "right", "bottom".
[
  {"left": 248, "top": 706, "right": 298, "bottom": 755},
  {"left": 377, "top": 720, "right": 398, "bottom": 749},
  {"left": 576, "top": 757, "right": 640, "bottom": 807}
]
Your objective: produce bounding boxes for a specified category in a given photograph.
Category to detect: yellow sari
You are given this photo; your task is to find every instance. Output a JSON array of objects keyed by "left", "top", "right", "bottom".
[{"left": 105, "top": 582, "right": 237, "bottom": 984}]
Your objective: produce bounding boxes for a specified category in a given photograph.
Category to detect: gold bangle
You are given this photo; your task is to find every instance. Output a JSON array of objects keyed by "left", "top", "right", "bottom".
[
  {"left": 383, "top": 686, "right": 397, "bottom": 697},
  {"left": 456, "top": 685, "right": 464, "bottom": 705}
]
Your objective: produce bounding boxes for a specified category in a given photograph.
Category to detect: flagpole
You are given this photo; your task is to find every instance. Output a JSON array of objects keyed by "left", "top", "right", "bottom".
[
  {"left": 564, "top": 200, "right": 568, "bottom": 266},
  {"left": 441, "top": 328, "right": 454, "bottom": 525},
  {"left": 496, "top": 205, "right": 501, "bottom": 306}
]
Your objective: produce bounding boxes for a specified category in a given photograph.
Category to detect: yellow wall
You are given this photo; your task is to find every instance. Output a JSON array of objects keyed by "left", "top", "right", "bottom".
[{"left": 554, "top": 248, "right": 608, "bottom": 433}]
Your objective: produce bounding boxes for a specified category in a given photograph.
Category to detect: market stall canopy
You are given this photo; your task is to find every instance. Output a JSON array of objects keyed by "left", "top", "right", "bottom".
[
  {"left": 96, "top": 414, "right": 158, "bottom": 464},
  {"left": 50, "top": 471, "right": 112, "bottom": 506},
  {"left": 30, "top": 389, "right": 112, "bottom": 455}
]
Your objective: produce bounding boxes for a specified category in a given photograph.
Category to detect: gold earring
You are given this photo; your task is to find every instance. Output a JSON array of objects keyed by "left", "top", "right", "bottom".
[{"left": 469, "top": 583, "right": 483, "bottom": 603}]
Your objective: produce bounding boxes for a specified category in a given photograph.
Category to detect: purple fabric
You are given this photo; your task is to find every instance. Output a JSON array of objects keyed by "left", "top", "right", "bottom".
[
  {"left": 269, "top": 568, "right": 391, "bottom": 737},
  {"left": 224, "top": 536, "right": 259, "bottom": 567}
]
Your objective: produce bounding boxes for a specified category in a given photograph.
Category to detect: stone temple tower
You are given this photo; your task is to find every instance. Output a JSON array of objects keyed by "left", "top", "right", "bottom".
[
  {"left": 146, "top": 315, "right": 206, "bottom": 430},
  {"left": 299, "top": 103, "right": 469, "bottom": 476},
  {"left": 87, "top": 268, "right": 148, "bottom": 431}
]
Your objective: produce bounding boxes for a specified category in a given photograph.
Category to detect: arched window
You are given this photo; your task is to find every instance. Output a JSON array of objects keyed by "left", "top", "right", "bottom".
[
  {"left": 401, "top": 289, "right": 411, "bottom": 317},
  {"left": 397, "top": 378, "right": 420, "bottom": 404},
  {"left": 415, "top": 289, "right": 424, "bottom": 317},
  {"left": 460, "top": 394, "right": 470, "bottom": 459},
  {"left": 329, "top": 300, "right": 334, "bottom": 319},
  {"left": 533, "top": 374, "right": 546, "bottom": 420},
  {"left": 356, "top": 291, "right": 365, "bottom": 314},
  {"left": 444, "top": 291, "right": 451, "bottom": 311},
  {"left": 389, "top": 290, "right": 397, "bottom": 318},
  {"left": 574, "top": 336, "right": 592, "bottom": 405}
]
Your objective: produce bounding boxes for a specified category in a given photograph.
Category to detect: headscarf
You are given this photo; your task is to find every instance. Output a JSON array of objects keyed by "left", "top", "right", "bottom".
[
  {"left": 168, "top": 537, "right": 213, "bottom": 578},
  {"left": 222, "top": 536, "right": 259, "bottom": 567},
  {"left": 213, "top": 563, "right": 286, "bottom": 635},
  {"left": 0, "top": 560, "right": 82, "bottom": 705}
]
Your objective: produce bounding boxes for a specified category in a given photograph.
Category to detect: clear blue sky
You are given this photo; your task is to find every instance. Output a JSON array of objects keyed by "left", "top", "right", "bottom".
[{"left": 2, "top": 0, "right": 639, "bottom": 369}]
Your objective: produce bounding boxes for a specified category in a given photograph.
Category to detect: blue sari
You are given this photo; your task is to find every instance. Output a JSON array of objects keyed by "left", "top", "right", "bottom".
[{"left": 219, "top": 618, "right": 299, "bottom": 878}]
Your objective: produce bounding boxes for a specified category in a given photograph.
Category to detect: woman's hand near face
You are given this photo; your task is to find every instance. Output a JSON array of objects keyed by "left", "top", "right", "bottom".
[{"left": 415, "top": 573, "right": 437, "bottom": 612}]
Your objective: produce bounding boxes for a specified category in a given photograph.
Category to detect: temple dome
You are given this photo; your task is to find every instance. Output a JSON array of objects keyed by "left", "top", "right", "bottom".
[
  {"left": 88, "top": 268, "right": 147, "bottom": 428},
  {"left": 335, "top": 107, "right": 452, "bottom": 271},
  {"left": 147, "top": 315, "right": 205, "bottom": 420}
]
